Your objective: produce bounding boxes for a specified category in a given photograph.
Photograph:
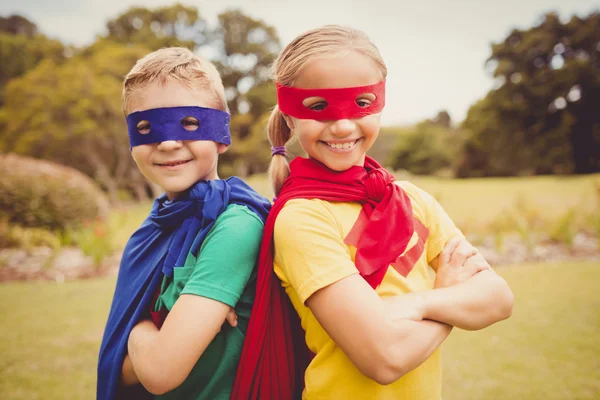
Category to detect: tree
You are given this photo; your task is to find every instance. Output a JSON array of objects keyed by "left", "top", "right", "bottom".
[
  {"left": 0, "top": 14, "right": 38, "bottom": 37},
  {"left": 102, "top": 6, "right": 281, "bottom": 177},
  {"left": 104, "top": 6, "right": 280, "bottom": 116},
  {"left": 0, "top": 15, "right": 66, "bottom": 105},
  {"left": 104, "top": 4, "right": 207, "bottom": 51},
  {"left": 1, "top": 42, "right": 151, "bottom": 203},
  {"left": 212, "top": 10, "right": 280, "bottom": 115},
  {"left": 460, "top": 12, "right": 600, "bottom": 177},
  {"left": 388, "top": 120, "right": 460, "bottom": 175}
]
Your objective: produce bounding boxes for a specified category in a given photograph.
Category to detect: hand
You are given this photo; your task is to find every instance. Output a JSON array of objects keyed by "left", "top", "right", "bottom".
[
  {"left": 128, "top": 319, "right": 158, "bottom": 347},
  {"left": 218, "top": 308, "right": 238, "bottom": 332},
  {"left": 434, "top": 238, "right": 489, "bottom": 289},
  {"left": 382, "top": 292, "right": 426, "bottom": 322},
  {"left": 225, "top": 307, "right": 238, "bottom": 328},
  {"left": 121, "top": 354, "right": 139, "bottom": 386}
]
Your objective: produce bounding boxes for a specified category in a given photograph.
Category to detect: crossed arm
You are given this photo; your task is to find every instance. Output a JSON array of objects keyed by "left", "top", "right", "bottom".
[
  {"left": 120, "top": 208, "right": 263, "bottom": 394},
  {"left": 121, "top": 294, "right": 237, "bottom": 394},
  {"left": 305, "top": 237, "right": 513, "bottom": 385}
]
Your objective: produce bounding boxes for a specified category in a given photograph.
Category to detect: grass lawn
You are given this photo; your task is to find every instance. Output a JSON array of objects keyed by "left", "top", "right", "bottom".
[
  {"left": 405, "top": 174, "right": 599, "bottom": 232},
  {"left": 109, "top": 173, "right": 600, "bottom": 251},
  {"left": 0, "top": 261, "right": 598, "bottom": 399}
]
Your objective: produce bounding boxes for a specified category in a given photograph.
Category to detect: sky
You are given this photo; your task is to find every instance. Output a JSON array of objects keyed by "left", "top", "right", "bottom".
[{"left": 2, "top": 0, "right": 598, "bottom": 126}]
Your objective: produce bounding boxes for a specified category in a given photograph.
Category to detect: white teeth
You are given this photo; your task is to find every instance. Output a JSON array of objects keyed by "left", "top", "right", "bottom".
[{"left": 327, "top": 140, "right": 357, "bottom": 149}]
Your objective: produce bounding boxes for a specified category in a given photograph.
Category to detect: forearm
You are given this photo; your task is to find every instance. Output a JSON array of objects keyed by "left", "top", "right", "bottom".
[
  {"left": 380, "top": 319, "right": 452, "bottom": 383},
  {"left": 423, "top": 271, "right": 514, "bottom": 330},
  {"left": 127, "top": 321, "right": 182, "bottom": 395},
  {"left": 127, "top": 296, "right": 230, "bottom": 395},
  {"left": 120, "top": 354, "right": 140, "bottom": 386}
]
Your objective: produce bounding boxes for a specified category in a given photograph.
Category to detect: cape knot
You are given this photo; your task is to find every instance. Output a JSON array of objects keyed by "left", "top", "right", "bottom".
[{"left": 364, "top": 168, "right": 393, "bottom": 202}]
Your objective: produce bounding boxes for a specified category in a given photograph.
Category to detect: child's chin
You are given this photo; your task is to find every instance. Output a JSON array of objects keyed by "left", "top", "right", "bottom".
[
  {"left": 323, "top": 161, "right": 353, "bottom": 172},
  {"left": 162, "top": 181, "right": 194, "bottom": 195}
]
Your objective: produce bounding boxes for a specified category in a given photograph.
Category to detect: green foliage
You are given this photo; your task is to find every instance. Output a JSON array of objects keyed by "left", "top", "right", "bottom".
[
  {"left": 0, "top": 14, "right": 38, "bottom": 37},
  {"left": 0, "top": 219, "right": 61, "bottom": 250},
  {"left": 1, "top": 42, "right": 150, "bottom": 202},
  {"left": 104, "top": 4, "right": 205, "bottom": 51},
  {"left": 388, "top": 120, "right": 462, "bottom": 175},
  {"left": 220, "top": 111, "right": 272, "bottom": 177},
  {"left": 63, "top": 220, "right": 114, "bottom": 267},
  {"left": 549, "top": 208, "right": 578, "bottom": 246},
  {"left": 367, "top": 125, "right": 411, "bottom": 168},
  {"left": 460, "top": 12, "right": 600, "bottom": 177},
  {"left": 0, "top": 154, "right": 109, "bottom": 231},
  {"left": 0, "top": 32, "right": 66, "bottom": 105},
  {"left": 213, "top": 10, "right": 280, "bottom": 115},
  {"left": 103, "top": 5, "right": 280, "bottom": 116}
]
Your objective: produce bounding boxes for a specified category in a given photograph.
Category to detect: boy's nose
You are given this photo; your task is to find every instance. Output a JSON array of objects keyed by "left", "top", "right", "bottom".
[
  {"left": 157, "top": 140, "right": 183, "bottom": 151},
  {"left": 329, "top": 119, "right": 356, "bottom": 136}
]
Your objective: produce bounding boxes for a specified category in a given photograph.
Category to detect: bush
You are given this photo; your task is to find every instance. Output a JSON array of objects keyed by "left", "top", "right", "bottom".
[
  {"left": 388, "top": 121, "right": 462, "bottom": 175},
  {"left": 0, "top": 219, "right": 61, "bottom": 250},
  {"left": 0, "top": 154, "right": 109, "bottom": 231}
]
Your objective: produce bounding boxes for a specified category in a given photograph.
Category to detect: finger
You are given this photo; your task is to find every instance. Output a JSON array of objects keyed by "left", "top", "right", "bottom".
[
  {"left": 463, "top": 251, "right": 493, "bottom": 271},
  {"left": 225, "top": 309, "right": 238, "bottom": 327},
  {"left": 449, "top": 240, "right": 477, "bottom": 267},
  {"left": 440, "top": 237, "right": 462, "bottom": 265},
  {"left": 467, "top": 262, "right": 490, "bottom": 276}
]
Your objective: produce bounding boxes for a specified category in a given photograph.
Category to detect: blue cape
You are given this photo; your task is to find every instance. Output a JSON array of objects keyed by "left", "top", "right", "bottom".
[{"left": 97, "top": 177, "right": 270, "bottom": 400}]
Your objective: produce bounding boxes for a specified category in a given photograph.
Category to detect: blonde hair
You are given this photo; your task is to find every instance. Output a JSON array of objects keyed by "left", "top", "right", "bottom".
[
  {"left": 122, "top": 47, "right": 228, "bottom": 115},
  {"left": 268, "top": 25, "right": 387, "bottom": 195}
]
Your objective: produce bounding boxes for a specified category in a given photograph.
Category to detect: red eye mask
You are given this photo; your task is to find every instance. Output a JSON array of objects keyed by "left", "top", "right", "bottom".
[{"left": 276, "top": 81, "right": 385, "bottom": 120}]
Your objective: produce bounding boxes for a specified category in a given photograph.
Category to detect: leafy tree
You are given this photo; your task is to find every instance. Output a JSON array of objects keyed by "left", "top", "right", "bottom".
[
  {"left": 460, "top": 11, "right": 600, "bottom": 177},
  {"left": 0, "top": 15, "right": 66, "bottom": 105},
  {"left": 105, "top": 4, "right": 207, "bottom": 51},
  {"left": 212, "top": 10, "right": 280, "bottom": 115},
  {"left": 1, "top": 42, "right": 150, "bottom": 203},
  {"left": 388, "top": 120, "right": 460, "bottom": 175},
  {"left": 0, "top": 14, "right": 38, "bottom": 37},
  {"left": 104, "top": 6, "right": 281, "bottom": 177},
  {"left": 104, "top": 5, "right": 280, "bottom": 117}
]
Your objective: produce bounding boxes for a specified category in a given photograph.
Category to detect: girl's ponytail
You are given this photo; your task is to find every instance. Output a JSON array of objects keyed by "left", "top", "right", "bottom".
[{"left": 267, "top": 105, "right": 293, "bottom": 196}]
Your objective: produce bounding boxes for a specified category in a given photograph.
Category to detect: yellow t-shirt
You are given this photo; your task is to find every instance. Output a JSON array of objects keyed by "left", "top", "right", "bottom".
[{"left": 273, "top": 181, "right": 463, "bottom": 400}]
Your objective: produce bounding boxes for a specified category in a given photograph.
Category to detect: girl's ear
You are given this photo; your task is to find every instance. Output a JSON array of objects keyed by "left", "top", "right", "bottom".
[{"left": 282, "top": 113, "right": 296, "bottom": 131}]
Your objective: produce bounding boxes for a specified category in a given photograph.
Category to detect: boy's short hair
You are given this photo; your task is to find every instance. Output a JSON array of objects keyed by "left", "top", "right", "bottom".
[{"left": 122, "top": 47, "right": 228, "bottom": 115}]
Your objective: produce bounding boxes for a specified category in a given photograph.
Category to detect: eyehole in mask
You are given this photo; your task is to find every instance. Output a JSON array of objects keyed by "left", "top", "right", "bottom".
[
  {"left": 181, "top": 116, "right": 200, "bottom": 132},
  {"left": 136, "top": 120, "right": 151, "bottom": 135}
]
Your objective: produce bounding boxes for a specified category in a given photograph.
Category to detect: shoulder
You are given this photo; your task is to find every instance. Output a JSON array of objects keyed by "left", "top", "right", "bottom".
[
  {"left": 395, "top": 180, "right": 441, "bottom": 219},
  {"left": 197, "top": 204, "right": 264, "bottom": 259},
  {"left": 395, "top": 180, "right": 435, "bottom": 204},
  {"left": 212, "top": 203, "right": 265, "bottom": 237},
  {"left": 275, "top": 198, "right": 339, "bottom": 235}
]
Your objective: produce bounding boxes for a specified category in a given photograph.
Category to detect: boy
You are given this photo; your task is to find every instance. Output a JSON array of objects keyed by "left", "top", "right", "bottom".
[{"left": 97, "top": 47, "right": 270, "bottom": 400}]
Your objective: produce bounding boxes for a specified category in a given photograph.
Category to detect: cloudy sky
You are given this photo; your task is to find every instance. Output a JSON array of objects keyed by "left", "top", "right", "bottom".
[{"left": 2, "top": 0, "right": 598, "bottom": 126}]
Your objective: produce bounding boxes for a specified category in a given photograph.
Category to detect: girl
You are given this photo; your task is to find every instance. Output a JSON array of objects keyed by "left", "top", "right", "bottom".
[{"left": 232, "top": 25, "right": 513, "bottom": 400}]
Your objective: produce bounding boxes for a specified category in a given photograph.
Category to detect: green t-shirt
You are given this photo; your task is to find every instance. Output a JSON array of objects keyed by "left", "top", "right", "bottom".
[{"left": 153, "top": 203, "right": 264, "bottom": 400}]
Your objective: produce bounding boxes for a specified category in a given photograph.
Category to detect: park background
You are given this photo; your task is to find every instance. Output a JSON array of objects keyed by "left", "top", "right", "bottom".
[{"left": 0, "top": 0, "right": 599, "bottom": 398}]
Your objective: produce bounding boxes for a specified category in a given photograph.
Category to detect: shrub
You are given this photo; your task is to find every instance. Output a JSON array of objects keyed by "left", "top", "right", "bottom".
[{"left": 0, "top": 154, "right": 109, "bottom": 231}]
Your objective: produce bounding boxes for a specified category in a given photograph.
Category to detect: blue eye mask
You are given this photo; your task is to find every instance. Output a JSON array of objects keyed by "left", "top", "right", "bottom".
[{"left": 126, "top": 106, "right": 231, "bottom": 147}]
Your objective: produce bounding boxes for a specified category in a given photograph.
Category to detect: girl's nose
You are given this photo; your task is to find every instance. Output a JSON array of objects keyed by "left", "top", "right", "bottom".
[{"left": 329, "top": 119, "right": 356, "bottom": 136}]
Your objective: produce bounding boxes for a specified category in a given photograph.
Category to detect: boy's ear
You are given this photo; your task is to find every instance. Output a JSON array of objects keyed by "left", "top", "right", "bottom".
[
  {"left": 282, "top": 113, "right": 295, "bottom": 131},
  {"left": 217, "top": 143, "right": 230, "bottom": 154}
]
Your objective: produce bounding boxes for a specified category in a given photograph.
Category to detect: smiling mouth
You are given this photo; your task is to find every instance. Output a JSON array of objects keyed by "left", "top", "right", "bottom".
[
  {"left": 323, "top": 139, "right": 360, "bottom": 150},
  {"left": 154, "top": 159, "right": 192, "bottom": 167}
]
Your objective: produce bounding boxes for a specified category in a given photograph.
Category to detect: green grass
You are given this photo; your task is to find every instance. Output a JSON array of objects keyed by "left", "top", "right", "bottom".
[
  {"left": 0, "top": 279, "right": 114, "bottom": 399},
  {"left": 405, "top": 174, "right": 600, "bottom": 232},
  {"left": 108, "top": 174, "right": 600, "bottom": 249},
  {"left": 442, "top": 261, "right": 600, "bottom": 400},
  {"left": 0, "top": 261, "right": 598, "bottom": 399}
]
